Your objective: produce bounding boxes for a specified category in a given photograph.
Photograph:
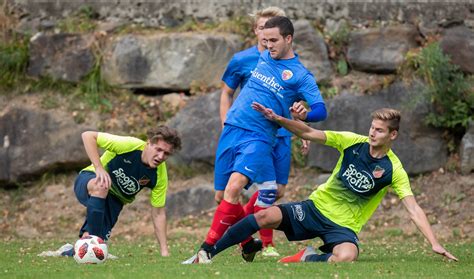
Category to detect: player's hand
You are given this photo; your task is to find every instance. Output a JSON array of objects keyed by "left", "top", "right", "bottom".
[
  {"left": 301, "top": 139, "right": 311, "bottom": 155},
  {"left": 252, "top": 102, "right": 278, "bottom": 121},
  {"left": 95, "top": 167, "right": 111, "bottom": 190},
  {"left": 290, "top": 102, "right": 308, "bottom": 120},
  {"left": 432, "top": 244, "right": 458, "bottom": 261}
]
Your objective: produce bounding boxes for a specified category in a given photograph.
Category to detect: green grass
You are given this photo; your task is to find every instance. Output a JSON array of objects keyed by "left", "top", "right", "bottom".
[{"left": 1, "top": 236, "right": 471, "bottom": 279}]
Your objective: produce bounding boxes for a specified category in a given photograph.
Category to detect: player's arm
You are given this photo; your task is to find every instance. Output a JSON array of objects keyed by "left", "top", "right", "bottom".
[
  {"left": 219, "top": 83, "right": 236, "bottom": 128},
  {"left": 151, "top": 206, "right": 169, "bottom": 256},
  {"left": 252, "top": 102, "right": 327, "bottom": 144},
  {"left": 81, "top": 131, "right": 111, "bottom": 189},
  {"left": 401, "top": 196, "right": 458, "bottom": 261}
]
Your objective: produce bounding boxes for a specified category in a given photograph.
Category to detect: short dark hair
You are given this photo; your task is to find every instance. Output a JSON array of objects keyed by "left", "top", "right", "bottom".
[
  {"left": 263, "top": 16, "right": 294, "bottom": 37},
  {"left": 147, "top": 125, "right": 182, "bottom": 151}
]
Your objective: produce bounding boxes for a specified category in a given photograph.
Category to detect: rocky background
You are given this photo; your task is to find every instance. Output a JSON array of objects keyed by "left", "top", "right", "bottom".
[{"left": 0, "top": 0, "right": 473, "bottom": 240}]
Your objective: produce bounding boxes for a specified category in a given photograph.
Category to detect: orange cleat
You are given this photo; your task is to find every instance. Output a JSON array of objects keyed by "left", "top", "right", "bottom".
[{"left": 278, "top": 246, "right": 317, "bottom": 263}]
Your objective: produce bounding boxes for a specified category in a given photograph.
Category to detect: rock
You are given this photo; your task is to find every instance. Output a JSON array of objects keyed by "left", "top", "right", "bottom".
[
  {"left": 0, "top": 100, "right": 98, "bottom": 186},
  {"left": 167, "top": 90, "right": 221, "bottom": 166},
  {"left": 307, "top": 81, "right": 448, "bottom": 175},
  {"left": 440, "top": 26, "right": 474, "bottom": 74},
  {"left": 347, "top": 25, "right": 419, "bottom": 73},
  {"left": 166, "top": 184, "right": 215, "bottom": 219},
  {"left": 27, "top": 33, "right": 96, "bottom": 83},
  {"left": 460, "top": 121, "right": 474, "bottom": 174},
  {"left": 293, "top": 19, "right": 333, "bottom": 82},
  {"left": 101, "top": 33, "right": 242, "bottom": 90}
]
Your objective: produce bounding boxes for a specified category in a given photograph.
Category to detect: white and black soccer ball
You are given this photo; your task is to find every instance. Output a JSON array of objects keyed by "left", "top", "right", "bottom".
[{"left": 73, "top": 235, "right": 108, "bottom": 264}]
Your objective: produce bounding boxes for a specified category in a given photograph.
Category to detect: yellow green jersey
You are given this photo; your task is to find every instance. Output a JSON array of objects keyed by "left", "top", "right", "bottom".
[
  {"left": 82, "top": 133, "right": 168, "bottom": 207},
  {"left": 309, "top": 131, "right": 413, "bottom": 233}
]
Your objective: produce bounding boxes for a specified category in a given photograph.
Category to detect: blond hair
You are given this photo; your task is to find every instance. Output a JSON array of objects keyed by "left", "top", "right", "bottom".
[
  {"left": 251, "top": 6, "right": 286, "bottom": 28},
  {"left": 371, "top": 108, "right": 401, "bottom": 132}
]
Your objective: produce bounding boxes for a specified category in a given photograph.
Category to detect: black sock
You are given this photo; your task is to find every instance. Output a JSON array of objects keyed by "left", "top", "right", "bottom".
[
  {"left": 210, "top": 214, "right": 260, "bottom": 258},
  {"left": 305, "top": 253, "right": 332, "bottom": 262}
]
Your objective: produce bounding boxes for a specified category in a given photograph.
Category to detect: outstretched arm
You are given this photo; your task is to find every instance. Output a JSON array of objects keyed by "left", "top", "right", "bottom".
[
  {"left": 401, "top": 196, "right": 458, "bottom": 261},
  {"left": 219, "top": 83, "right": 235, "bottom": 128},
  {"left": 252, "top": 102, "right": 327, "bottom": 144},
  {"left": 151, "top": 206, "right": 169, "bottom": 256}
]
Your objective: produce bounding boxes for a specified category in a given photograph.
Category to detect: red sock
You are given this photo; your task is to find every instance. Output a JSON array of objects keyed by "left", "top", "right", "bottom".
[
  {"left": 204, "top": 200, "right": 244, "bottom": 245},
  {"left": 255, "top": 205, "right": 274, "bottom": 247},
  {"left": 243, "top": 191, "right": 258, "bottom": 216}
]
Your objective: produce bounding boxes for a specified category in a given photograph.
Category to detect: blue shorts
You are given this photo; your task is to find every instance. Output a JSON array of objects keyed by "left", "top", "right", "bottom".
[
  {"left": 214, "top": 125, "right": 275, "bottom": 191},
  {"left": 272, "top": 136, "right": 291, "bottom": 185},
  {"left": 74, "top": 171, "right": 124, "bottom": 241},
  {"left": 276, "top": 200, "right": 359, "bottom": 253}
]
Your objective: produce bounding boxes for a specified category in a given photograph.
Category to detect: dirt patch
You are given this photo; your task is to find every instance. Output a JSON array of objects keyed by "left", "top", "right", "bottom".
[{"left": 0, "top": 169, "right": 472, "bottom": 242}]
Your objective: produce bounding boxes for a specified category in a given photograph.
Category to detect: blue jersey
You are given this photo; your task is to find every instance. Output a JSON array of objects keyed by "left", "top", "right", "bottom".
[
  {"left": 225, "top": 50, "right": 324, "bottom": 142},
  {"left": 222, "top": 45, "right": 260, "bottom": 90}
]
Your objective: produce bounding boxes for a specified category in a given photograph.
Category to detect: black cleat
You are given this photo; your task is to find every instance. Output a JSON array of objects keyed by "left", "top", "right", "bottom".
[{"left": 241, "top": 238, "right": 263, "bottom": 262}]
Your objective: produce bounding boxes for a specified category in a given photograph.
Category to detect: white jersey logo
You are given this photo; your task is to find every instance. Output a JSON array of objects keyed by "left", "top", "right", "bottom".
[
  {"left": 112, "top": 168, "right": 140, "bottom": 195},
  {"left": 341, "top": 164, "right": 375, "bottom": 193}
]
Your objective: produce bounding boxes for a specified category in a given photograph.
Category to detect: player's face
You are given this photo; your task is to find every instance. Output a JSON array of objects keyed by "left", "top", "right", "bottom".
[
  {"left": 263, "top": 27, "right": 292, "bottom": 59},
  {"left": 254, "top": 17, "right": 270, "bottom": 50},
  {"left": 143, "top": 139, "right": 174, "bottom": 168},
  {"left": 368, "top": 119, "right": 397, "bottom": 148}
]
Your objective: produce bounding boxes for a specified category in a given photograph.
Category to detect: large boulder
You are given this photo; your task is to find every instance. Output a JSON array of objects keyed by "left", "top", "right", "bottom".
[
  {"left": 440, "top": 26, "right": 474, "bottom": 74},
  {"left": 101, "top": 33, "right": 242, "bottom": 90},
  {"left": 167, "top": 90, "right": 221, "bottom": 166},
  {"left": 307, "top": 81, "right": 448, "bottom": 175},
  {"left": 28, "top": 33, "right": 96, "bottom": 83},
  {"left": 460, "top": 121, "right": 474, "bottom": 174},
  {"left": 0, "top": 100, "right": 97, "bottom": 186},
  {"left": 166, "top": 184, "right": 215, "bottom": 219},
  {"left": 347, "top": 25, "right": 419, "bottom": 73},
  {"left": 293, "top": 19, "right": 333, "bottom": 82}
]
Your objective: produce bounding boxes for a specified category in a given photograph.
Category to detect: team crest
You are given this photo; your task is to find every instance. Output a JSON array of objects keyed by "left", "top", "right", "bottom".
[
  {"left": 139, "top": 176, "right": 151, "bottom": 186},
  {"left": 372, "top": 166, "right": 385, "bottom": 179},
  {"left": 282, "top": 70, "right": 293, "bottom": 81}
]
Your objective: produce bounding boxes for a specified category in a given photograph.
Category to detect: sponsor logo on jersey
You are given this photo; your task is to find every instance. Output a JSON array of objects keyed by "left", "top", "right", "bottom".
[
  {"left": 112, "top": 168, "right": 140, "bottom": 195},
  {"left": 250, "top": 69, "right": 284, "bottom": 94},
  {"left": 139, "top": 175, "right": 150, "bottom": 186},
  {"left": 341, "top": 163, "right": 375, "bottom": 193},
  {"left": 372, "top": 165, "right": 385, "bottom": 179},
  {"left": 282, "top": 70, "right": 293, "bottom": 80}
]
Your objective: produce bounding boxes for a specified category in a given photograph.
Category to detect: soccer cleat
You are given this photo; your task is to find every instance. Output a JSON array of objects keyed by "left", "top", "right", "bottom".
[
  {"left": 241, "top": 238, "right": 263, "bottom": 262},
  {"left": 278, "top": 246, "right": 317, "bottom": 263},
  {"left": 181, "top": 254, "right": 197, "bottom": 265},
  {"left": 38, "top": 243, "right": 74, "bottom": 257},
  {"left": 262, "top": 246, "right": 280, "bottom": 257},
  {"left": 196, "top": 249, "right": 212, "bottom": 264}
]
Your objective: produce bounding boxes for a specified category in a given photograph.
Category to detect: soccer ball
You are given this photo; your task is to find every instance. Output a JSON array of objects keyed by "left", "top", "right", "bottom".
[{"left": 73, "top": 235, "right": 108, "bottom": 264}]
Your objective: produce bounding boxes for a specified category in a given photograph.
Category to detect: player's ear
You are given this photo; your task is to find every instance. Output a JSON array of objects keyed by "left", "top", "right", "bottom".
[
  {"left": 390, "top": 129, "right": 398, "bottom": 141},
  {"left": 285, "top": 34, "right": 293, "bottom": 44}
]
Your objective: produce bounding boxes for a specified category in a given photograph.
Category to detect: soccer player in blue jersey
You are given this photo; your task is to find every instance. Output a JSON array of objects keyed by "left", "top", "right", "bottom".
[
  {"left": 192, "top": 104, "right": 458, "bottom": 264},
  {"left": 43, "top": 126, "right": 181, "bottom": 258},
  {"left": 219, "top": 6, "right": 310, "bottom": 258},
  {"left": 184, "top": 16, "right": 327, "bottom": 264}
]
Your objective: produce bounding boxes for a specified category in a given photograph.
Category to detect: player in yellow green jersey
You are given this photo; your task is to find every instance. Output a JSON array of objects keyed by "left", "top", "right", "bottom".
[
  {"left": 190, "top": 103, "right": 457, "bottom": 264},
  {"left": 71, "top": 126, "right": 181, "bottom": 257}
]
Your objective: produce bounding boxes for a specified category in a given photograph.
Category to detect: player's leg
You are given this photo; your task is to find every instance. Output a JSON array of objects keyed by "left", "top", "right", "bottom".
[
  {"left": 209, "top": 205, "right": 284, "bottom": 258},
  {"left": 74, "top": 171, "right": 108, "bottom": 240},
  {"left": 253, "top": 181, "right": 278, "bottom": 255},
  {"left": 243, "top": 190, "right": 258, "bottom": 215}
]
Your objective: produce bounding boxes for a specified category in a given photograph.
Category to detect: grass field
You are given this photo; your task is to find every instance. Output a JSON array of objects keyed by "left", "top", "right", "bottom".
[{"left": 1, "top": 235, "right": 472, "bottom": 279}]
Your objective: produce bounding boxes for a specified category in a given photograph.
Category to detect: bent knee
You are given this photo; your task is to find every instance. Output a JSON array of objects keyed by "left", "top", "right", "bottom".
[
  {"left": 87, "top": 179, "right": 108, "bottom": 197},
  {"left": 331, "top": 243, "right": 358, "bottom": 262}
]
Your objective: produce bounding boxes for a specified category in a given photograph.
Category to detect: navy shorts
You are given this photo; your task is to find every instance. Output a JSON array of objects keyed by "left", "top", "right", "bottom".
[
  {"left": 74, "top": 171, "right": 124, "bottom": 241},
  {"left": 276, "top": 200, "right": 359, "bottom": 253}
]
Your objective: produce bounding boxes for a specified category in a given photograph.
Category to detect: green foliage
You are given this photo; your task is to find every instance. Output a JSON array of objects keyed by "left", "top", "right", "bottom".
[
  {"left": 57, "top": 5, "right": 98, "bottom": 33},
  {"left": 408, "top": 42, "right": 473, "bottom": 132},
  {"left": 0, "top": 37, "right": 29, "bottom": 88},
  {"left": 336, "top": 58, "right": 348, "bottom": 76},
  {"left": 77, "top": 58, "right": 112, "bottom": 110}
]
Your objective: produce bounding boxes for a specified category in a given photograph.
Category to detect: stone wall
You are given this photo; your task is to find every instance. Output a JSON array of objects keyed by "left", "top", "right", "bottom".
[{"left": 13, "top": 0, "right": 474, "bottom": 29}]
